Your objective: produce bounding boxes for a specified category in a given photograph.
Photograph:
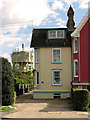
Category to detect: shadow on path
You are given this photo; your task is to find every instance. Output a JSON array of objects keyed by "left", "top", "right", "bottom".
[{"left": 16, "top": 92, "right": 73, "bottom": 112}]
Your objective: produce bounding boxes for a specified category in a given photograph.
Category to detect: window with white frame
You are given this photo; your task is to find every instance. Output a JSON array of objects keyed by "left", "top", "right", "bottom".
[
  {"left": 74, "top": 59, "right": 78, "bottom": 77},
  {"left": 36, "top": 71, "right": 39, "bottom": 85},
  {"left": 74, "top": 38, "right": 78, "bottom": 53},
  {"left": 36, "top": 49, "right": 39, "bottom": 63},
  {"left": 52, "top": 69, "right": 62, "bottom": 85},
  {"left": 48, "top": 30, "right": 65, "bottom": 39},
  {"left": 52, "top": 48, "right": 61, "bottom": 63}
]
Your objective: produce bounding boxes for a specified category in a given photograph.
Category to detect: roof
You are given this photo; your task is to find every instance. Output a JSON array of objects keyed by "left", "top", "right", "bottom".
[
  {"left": 71, "top": 10, "right": 89, "bottom": 37},
  {"left": 30, "top": 28, "right": 73, "bottom": 48}
]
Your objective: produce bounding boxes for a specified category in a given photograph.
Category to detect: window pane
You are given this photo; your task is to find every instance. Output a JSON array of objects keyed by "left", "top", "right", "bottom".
[
  {"left": 57, "top": 30, "right": 64, "bottom": 38},
  {"left": 57, "top": 50, "right": 60, "bottom": 55},
  {"left": 54, "top": 78, "right": 60, "bottom": 84},
  {"left": 53, "top": 50, "right": 57, "bottom": 55},
  {"left": 36, "top": 49, "right": 39, "bottom": 63},
  {"left": 53, "top": 71, "right": 60, "bottom": 84},
  {"left": 56, "top": 56, "right": 60, "bottom": 61},
  {"left": 75, "top": 62, "right": 78, "bottom": 75},
  {"left": 49, "top": 31, "right": 56, "bottom": 39},
  {"left": 53, "top": 49, "right": 60, "bottom": 62},
  {"left": 75, "top": 40, "right": 77, "bottom": 52},
  {"left": 75, "top": 61, "right": 78, "bottom": 76},
  {"left": 37, "top": 72, "right": 39, "bottom": 84}
]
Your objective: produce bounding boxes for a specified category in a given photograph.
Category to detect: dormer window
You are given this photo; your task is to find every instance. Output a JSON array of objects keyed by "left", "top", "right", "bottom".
[{"left": 48, "top": 30, "right": 65, "bottom": 39}]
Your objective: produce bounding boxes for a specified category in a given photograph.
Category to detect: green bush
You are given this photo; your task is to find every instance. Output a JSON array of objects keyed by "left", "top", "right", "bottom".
[
  {"left": 2, "top": 57, "right": 14, "bottom": 106},
  {"left": 13, "top": 70, "right": 34, "bottom": 84},
  {"left": 73, "top": 89, "right": 89, "bottom": 111},
  {"left": 14, "top": 78, "right": 25, "bottom": 84}
]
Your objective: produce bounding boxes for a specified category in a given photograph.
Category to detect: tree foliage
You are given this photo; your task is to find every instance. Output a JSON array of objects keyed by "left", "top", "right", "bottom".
[
  {"left": 2, "top": 57, "right": 14, "bottom": 106},
  {"left": 13, "top": 69, "right": 34, "bottom": 84}
]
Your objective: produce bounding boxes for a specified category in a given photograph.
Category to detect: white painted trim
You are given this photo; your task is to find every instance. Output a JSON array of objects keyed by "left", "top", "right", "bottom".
[
  {"left": 79, "top": 38, "right": 80, "bottom": 82},
  {"left": 71, "top": 11, "right": 89, "bottom": 37},
  {"left": 74, "top": 59, "right": 78, "bottom": 77},
  {"left": 72, "top": 83, "right": 90, "bottom": 85},
  {"left": 52, "top": 48, "right": 61, "bottom": 63}
]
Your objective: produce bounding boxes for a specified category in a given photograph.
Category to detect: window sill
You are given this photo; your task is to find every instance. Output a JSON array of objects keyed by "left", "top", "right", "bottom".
[
  {"left": 74, "top": 76, "right": 78, "bottom": 78},
  {"left": 74, "top": 51, "right": 78, "bottom": 53},
  {"left": 35, "top": 84, "right": 39, "bottom": 86},
  {"left": 52, "top": 84, "right": 62, "bottom": 86},
  {"left": 51, "top": 62, "right": 62, "bottom": 64}
]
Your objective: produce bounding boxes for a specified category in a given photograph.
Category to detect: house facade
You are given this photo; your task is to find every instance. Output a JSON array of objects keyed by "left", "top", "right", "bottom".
[
  {"left": 71, "top": 10, "right": 90, "bottom": 90},
  {"left": 30, "top": 6, "right": 75, "bottom": 99}
]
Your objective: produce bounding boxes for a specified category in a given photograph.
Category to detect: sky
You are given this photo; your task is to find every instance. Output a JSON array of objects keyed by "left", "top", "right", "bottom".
[{"left": 0, "top": 0, "right": 89, "bottom": 63}]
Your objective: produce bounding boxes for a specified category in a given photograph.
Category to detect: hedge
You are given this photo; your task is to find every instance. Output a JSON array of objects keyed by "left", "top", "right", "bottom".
[
  {"left": 2, "top": 57, "right": 14, "bottom": 106},
  {"left": 72, "top": 88, "right": 89, "bottom": 111}
]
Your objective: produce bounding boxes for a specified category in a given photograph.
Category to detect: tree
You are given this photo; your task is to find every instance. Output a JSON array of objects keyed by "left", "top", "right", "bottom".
[
  {"left": 2, "top": 57, "right": 14, "bottom": 106},
  {"left": 13, "top": 69, "right": 34, "bottom": 84}
]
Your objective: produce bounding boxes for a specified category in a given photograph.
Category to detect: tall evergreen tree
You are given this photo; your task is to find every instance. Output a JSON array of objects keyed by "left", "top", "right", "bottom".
[{"left": 2, "top": 57, "right": 14, "bottom": 106}]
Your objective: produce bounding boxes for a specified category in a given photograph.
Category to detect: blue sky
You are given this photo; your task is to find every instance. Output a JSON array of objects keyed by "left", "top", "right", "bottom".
[{"left": 0, "top": 0, "right": 89, "bottom": 62}]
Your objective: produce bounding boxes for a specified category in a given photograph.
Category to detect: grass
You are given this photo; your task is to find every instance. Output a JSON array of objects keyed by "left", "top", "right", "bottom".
[{"left": 0, "top": 104, "right": 18, "bottom": 112}]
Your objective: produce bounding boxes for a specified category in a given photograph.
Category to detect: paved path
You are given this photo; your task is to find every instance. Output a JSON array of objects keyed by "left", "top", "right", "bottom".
[{"left": 2, "top": 92, "right": 89, "bottom": 119}]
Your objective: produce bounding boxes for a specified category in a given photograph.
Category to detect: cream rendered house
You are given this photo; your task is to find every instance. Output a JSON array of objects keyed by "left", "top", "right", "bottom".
[{"left": 31, "top": 6, "right": 75, "bottom": 99}]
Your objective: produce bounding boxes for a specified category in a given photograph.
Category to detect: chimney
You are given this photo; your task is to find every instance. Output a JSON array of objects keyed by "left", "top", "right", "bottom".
[
  {"left": 22, "top": 43, "right": 24, "bottom": 51},
  {"left": 67, "top": 5, "right": 75, "bottom": 31}
]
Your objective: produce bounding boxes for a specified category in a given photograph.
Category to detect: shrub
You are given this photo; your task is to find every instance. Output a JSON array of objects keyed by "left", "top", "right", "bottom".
[
  {"left": 73, "top": 89, "right": 89, "bottom": 111},
  {"left": 14, "top": 78, "right": 25, "bottom": 84},
  {"left": 2, "top": 57, "right": 14, "bottom": 106}
]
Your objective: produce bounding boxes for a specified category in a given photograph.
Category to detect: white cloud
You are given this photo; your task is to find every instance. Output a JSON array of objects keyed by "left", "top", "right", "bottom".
[
  {"left": 56, "top": 18, "right": 66, "bottom": 27},
  {"left": 61, "top": 0, "right": 89, "bottom": 9},
  {"left": 2, "top": 53, "right": 11, "bottom": 62},
  {"left": 52, "top": 1, "right": 65, "bottom": 10},
  {"left": 0, "top": 0, "right": 54, "bottom": 29},
  {"left": 63, "top": 0, "right": 78, "bottom": 6},
  {"left": 0, "top": 0, "right": 58, "bottom": 48},
  {"left": 0, "top": 33, "right": 22, "bottom": 47},
  {"left": 79, "top": 0, "right": 89, "bottom": 9},
  {"left": 50, "top": 12, "right": 60, "bottom": 18}
]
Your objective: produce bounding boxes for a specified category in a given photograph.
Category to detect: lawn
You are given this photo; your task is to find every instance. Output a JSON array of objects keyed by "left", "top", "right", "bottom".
[{"left": 0, "top": 104, "right": 18, "bottom": 112}]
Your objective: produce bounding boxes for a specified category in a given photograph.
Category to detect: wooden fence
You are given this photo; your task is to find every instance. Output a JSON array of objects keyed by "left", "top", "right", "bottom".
[{"left": 15, "top": 83, "right": 34, "bottom": 96}]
